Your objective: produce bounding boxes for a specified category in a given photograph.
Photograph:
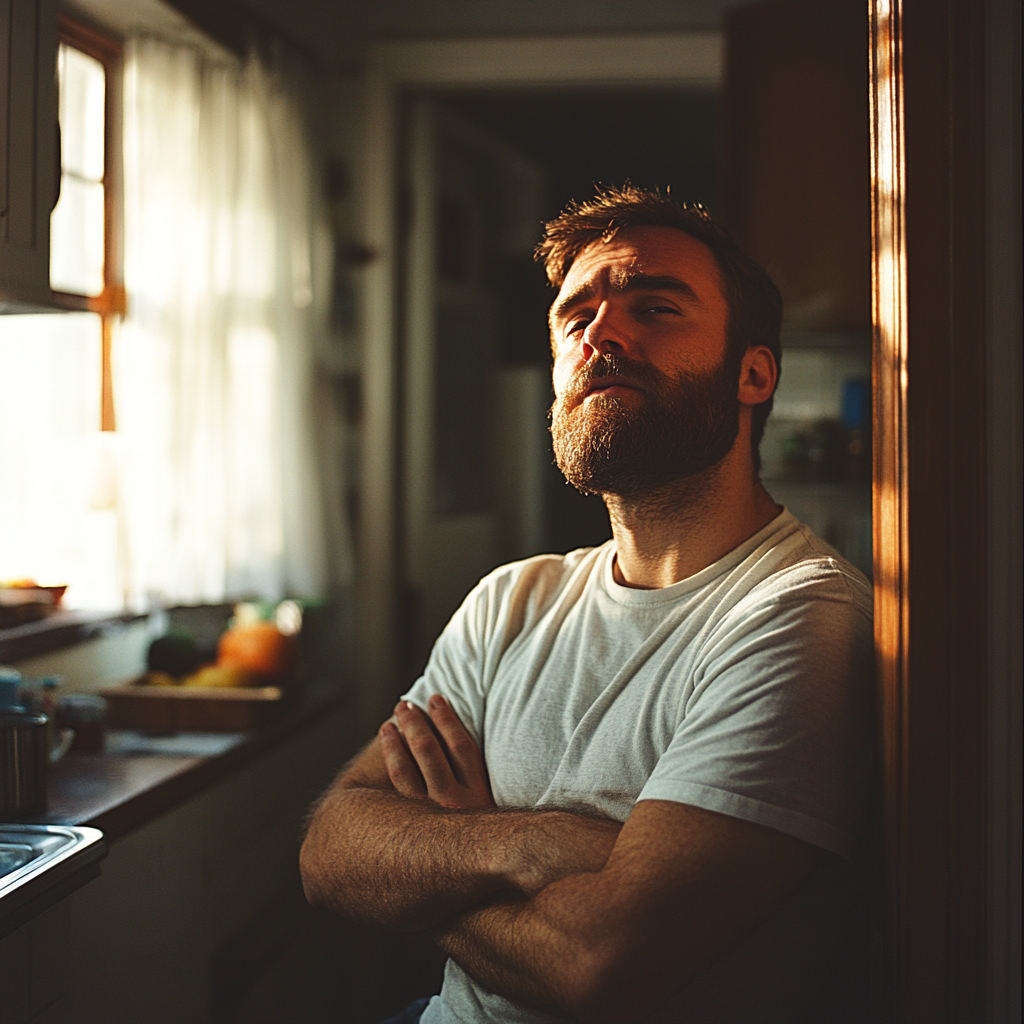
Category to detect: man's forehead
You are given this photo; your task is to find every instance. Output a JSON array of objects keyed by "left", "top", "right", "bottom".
[{"left": 556, "top": 226, "right": 723, "bottom": 301}]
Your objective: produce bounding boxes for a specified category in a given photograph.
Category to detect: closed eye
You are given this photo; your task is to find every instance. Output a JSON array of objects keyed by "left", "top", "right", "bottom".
[
  {"left": 637, "top": 302, "right": 682, "bottom": 317},
  {"left": 565, "top": 315, "right": 593, "bottom": 336}
]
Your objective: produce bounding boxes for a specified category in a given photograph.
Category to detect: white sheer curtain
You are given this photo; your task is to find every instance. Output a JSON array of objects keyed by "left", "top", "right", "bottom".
[
  {"left": 116, "top": 38, "right": 349, "bottom": 608},
  {"left": 0, "top": 314, "right": 121, "bottom": 608}
]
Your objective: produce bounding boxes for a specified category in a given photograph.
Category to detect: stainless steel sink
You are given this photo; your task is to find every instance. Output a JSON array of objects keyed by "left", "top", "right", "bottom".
[{"left": 0, "top": 824, "right": 106, "bottom": 938}]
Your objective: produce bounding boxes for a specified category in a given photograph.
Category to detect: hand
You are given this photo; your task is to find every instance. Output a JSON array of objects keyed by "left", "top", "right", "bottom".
[{"left": 380, "top": 695, "right": 495, "bottom": 810}]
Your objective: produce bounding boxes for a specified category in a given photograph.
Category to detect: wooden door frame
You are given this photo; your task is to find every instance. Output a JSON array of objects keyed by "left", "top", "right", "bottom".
[
  {"left": 870, "top": 1, "right": 1021, "bottom": 1019},
  {"left": 356, "top": 33, "right": 722, "bottom": 730}
]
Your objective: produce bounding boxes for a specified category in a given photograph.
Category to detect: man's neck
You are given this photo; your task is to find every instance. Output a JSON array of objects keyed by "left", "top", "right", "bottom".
[{"left": 604, "top": 449, "right": 781, "bottom": 590}]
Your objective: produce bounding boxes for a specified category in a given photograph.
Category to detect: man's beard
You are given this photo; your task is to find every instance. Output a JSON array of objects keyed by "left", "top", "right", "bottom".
[{"left": 550, "top": 352, "right": 741, "bottom": 501}]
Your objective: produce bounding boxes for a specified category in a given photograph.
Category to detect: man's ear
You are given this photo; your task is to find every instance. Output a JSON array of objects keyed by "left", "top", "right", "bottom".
[{"left": 737, "top": 346, "right": 777, "bottom": 408}]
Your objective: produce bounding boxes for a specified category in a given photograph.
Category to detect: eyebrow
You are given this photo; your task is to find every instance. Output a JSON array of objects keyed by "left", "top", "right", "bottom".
[{"left": 549, "top": 272, "right": 701, "bottom": 327}]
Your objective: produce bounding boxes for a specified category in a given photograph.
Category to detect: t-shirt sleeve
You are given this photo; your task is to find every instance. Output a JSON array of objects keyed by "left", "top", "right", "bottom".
[
  {"left": 400, "top": 577, "right": 496, "bottom": 747},
  {"left": 637, "top": 587, "right": 874, "bottom": 859}
]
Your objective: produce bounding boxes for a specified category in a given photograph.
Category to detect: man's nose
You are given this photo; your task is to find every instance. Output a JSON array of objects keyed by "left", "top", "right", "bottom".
[{"left": 580, "top": 303, "right": 630, "bottom": 361}]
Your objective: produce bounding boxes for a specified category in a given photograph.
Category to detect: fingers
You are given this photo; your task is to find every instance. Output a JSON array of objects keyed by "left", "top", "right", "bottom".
[
  {"left": 391, "top": 697, "right": 495, "bottom": 810},
  {"left": 379, "top": 720, "right": 427, "bottom": 799},
  {"left": 427, "top": 695, "right": 491, "bottom": 794},
  {"left": 394, "top": 701, "right": 460, "bottom": 797}
]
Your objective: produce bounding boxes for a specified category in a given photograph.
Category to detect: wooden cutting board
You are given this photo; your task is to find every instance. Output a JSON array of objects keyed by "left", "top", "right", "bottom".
[{"left": 102, "top": 678, "right": 287, "bottom": 732}]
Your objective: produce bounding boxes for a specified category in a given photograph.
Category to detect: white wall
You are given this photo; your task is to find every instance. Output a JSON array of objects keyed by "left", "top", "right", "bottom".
[{"left": 12, "top": 620, "right": 154, "bottom": 693}]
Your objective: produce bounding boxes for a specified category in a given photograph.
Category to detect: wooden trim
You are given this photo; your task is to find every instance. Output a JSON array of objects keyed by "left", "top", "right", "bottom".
[
  {"left": 57, "top": 12, "right": 121, "bottom": 62},
  {"left": 48, "top": 285, "right": 123, "bottom": 315},
  {"left": 101, "top": 313, "right": 115, "bottom": 431},
  {"left": 984, "top": 3, "right": 1023, "bottom": 1017},
  {"left": 53, "top": 13, "right": 124, "bottom": 433},
  {"left": 870, "top": 1, "right": 991, "bottom": 1019},
  {"left": 869, "top": 2, "right": 908, "bottom": 1016}
]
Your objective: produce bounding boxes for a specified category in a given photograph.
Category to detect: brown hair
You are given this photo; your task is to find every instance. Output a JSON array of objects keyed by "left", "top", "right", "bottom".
[{"left": 535, "top": 185, "right": 783, "bottom": 475}]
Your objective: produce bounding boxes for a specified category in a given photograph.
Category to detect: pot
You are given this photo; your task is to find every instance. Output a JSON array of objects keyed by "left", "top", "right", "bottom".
[{"left": 0, "top": 708, "right": 48, "bottom": 818}]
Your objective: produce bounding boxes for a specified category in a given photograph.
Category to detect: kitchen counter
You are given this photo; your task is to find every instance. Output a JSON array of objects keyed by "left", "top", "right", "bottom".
[
  {"left": 26, "top": 679, "right": 348, "bottom": 841},
  {"left": 1, "top": 676, "right": 358, "bottom": 1024}
]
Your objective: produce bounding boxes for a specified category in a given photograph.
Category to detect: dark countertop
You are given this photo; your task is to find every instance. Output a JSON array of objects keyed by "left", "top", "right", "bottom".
[
  {"left": 28, "top": 680, "right": 348, "bottom": 842},
  {"left": 0, "top": 609, "right": 146, "bottom": 663}
]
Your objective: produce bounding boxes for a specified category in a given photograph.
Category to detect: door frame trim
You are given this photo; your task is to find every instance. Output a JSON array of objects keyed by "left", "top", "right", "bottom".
[
  {"left": 868, "top": 0, "right": 910, "bottom": 1014},
  {"left": 869, "top": 2, "right": 1013, "bottom": 1018}
]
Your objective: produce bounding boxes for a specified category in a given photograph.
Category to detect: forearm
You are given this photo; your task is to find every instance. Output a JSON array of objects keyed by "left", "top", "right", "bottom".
[
  {"left": 432, "top": 801, "right": 821, "bottom": 1024},
  {"left": 301, "top": 785, "right": 504, "bottom": 931},
  {"left": 432, "top": 872, "right": 623, "bottom": 1022},
  {"left": 300, "top": 783, "right": 619, "bottom": 933}
]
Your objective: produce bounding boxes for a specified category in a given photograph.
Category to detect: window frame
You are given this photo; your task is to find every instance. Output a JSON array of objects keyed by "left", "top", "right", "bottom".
[{"left": 50, "top": 14, "right": 123, "bottom": 430}]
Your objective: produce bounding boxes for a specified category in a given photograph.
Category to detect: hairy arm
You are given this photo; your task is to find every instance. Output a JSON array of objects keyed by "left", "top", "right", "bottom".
[
  {"left": 304, "top": 696, "right": 817, "bottom": 1023},
  {"left": 299, "top": 697, "right": 620, "bottom": 933},
  {"left": 433, "top": 800, "right": 818, "bottom": 1024}
]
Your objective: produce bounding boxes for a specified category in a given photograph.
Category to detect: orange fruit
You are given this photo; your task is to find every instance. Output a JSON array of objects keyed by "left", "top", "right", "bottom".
[{"left": 217, "top": 622, "right": 297, "bottom": 678}]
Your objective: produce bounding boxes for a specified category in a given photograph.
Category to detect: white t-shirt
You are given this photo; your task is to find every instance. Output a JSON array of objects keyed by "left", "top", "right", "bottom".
[{"left": 404, "top": 509, "right": 874, "bottom": 1024}]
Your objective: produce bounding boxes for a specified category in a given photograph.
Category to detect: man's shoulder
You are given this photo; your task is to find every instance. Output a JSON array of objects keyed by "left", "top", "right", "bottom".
[
  {"left": 739, "top": 513, "right": 873, "bottom": 621},
  {"left": 477, "top": 542, "right": 611, "bottom": 596},
  {"left": 454, "top": 543, "right": 612, "bottom": 645}
]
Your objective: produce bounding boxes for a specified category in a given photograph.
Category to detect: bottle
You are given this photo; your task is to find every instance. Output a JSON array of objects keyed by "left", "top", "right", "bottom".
[{"left": 841, "top": 378, "right": 871, "bottom": 483}]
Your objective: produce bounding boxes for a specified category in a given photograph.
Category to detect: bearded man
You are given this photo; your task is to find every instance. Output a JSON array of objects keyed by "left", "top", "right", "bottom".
[{"left": 301, "top": 187, "right": 874, "bottom": 1024}]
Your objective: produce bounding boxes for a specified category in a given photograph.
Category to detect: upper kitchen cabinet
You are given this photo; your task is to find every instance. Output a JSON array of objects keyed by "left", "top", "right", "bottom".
[
  {"left": 721, "top": 0, "right": 871, "bottom": 338},
  {"left": 0, "top": 0, "right": 58, "bottom": 310}
]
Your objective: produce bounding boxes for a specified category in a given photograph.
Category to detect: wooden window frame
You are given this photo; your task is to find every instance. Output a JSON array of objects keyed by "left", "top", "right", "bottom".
[{"left": 50, "top": 14, "right": 123, "bottom": 431}]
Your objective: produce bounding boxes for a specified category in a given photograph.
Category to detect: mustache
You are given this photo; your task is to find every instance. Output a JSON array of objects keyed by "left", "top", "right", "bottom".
[{"left": 557, "top": 353, "right": 664, "bottom": 405}]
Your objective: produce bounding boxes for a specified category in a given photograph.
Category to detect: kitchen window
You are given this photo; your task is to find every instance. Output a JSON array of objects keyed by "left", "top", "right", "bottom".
[
  {"left": 0, "top": 16, "right": 123, "bottom": 609},
  {"left": 1, "top": 26, "right": 340, "bottom": 616}
]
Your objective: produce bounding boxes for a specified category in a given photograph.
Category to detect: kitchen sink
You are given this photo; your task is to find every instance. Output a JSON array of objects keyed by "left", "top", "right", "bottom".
[{"left": 0, "top": 824, "right": 106, "bottom": 938}]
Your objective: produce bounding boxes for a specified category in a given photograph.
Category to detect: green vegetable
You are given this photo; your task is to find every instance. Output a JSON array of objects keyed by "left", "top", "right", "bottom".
[{"left": 146, "top": 632, "right": 202, "bottom": 678}]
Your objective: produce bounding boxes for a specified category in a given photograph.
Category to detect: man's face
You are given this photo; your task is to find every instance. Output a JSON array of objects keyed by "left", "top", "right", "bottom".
[{"left": 548, "top": 225, "right": 742, "bottom": 498}]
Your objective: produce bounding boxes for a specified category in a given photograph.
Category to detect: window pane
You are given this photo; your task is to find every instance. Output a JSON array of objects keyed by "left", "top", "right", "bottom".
[
  {"left": 50, "top": 175, "right": 105, "bottom": 295},
  {"left": 58, "top": 44, "right": 105, "bottom": 182},
  {"left": 0, "top": 314, "right": 118, "bottom": 609}
]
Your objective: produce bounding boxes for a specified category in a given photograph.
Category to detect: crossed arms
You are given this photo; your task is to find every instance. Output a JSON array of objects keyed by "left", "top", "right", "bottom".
[{"left": 300, "top": 695, "right": 817, "bottom": 1024}]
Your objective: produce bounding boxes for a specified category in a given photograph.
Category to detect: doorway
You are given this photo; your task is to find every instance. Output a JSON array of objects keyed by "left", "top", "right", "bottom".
[
  {"left": 356, "top": 33, "right": 723, "bottom": 719},
  {"left": 399, "top": 88, "right": 722, "bottom": 675}
]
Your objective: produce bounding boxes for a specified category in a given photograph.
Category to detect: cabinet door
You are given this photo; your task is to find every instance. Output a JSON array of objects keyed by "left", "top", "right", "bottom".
[
  {"left": 0, "top": 0, "right": 57, "bottom": 309},
  {"left": 722, "top": 0, "right": 871, "bottom": 333}
]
